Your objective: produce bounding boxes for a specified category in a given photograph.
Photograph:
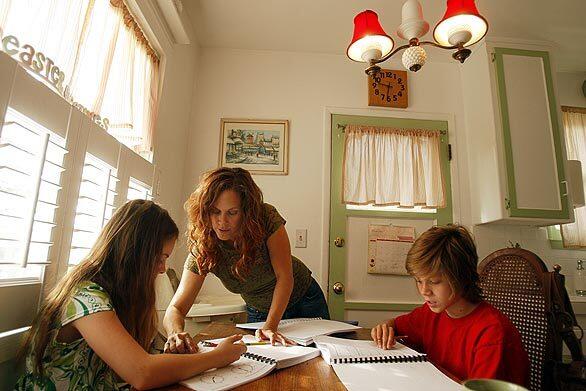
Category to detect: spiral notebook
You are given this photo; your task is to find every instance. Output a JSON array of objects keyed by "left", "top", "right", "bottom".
[
  {"left": 236, "top": 317, "right": 361, "bottom": 346},
  {"left": 313, "top": 336, "right": 459, "bottom": 391},
  {"left": 313, "top": 335, "right": 427, "bottom": 365},
  {"left": 180, "top": 336, "right": 320, "bottom": 390}
]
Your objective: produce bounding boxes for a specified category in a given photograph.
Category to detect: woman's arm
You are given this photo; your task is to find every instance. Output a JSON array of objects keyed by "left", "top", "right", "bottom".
[
  {"left": 257, "top": 225, "right": 294, "bottom": 344},
  {"left": 163, "top": 269, "right": 206, "bottom": 353},
  {"left": 73, "top": 311, "right": 246, "bottom": 390}
]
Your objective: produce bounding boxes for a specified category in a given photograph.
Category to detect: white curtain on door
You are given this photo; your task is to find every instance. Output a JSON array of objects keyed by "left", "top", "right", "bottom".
[
  {"left": 0, "top": 0, "right": 159, "bottom": 153},
  {"left": 561, "top": 109, "right": 586, "bottom": 248},
  {"left": 342, "top": 124, "right": 446, "bottom": 208}
]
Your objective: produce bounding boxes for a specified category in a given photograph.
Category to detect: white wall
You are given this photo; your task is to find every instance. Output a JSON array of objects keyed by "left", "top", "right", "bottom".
[
  {"left": 183, "top": 48, "right": 586, "bottom": 320},
  {"left": 557, "top": 72, "right": 586, "bottom": 108},
  {"left": 134, "top": 3, "right": 200, "bottom": 267},
  {"left": 182, "top": 48, "right": 468, "bottom": 297}
]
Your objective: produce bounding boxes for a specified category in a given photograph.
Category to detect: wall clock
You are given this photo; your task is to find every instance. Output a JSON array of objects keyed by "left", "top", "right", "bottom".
[{"left": 367, "top": 69, "right": 408, "bottom": 108}]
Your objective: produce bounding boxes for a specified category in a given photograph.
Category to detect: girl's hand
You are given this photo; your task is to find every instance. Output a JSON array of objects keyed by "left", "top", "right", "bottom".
[
  {"left": 371, "top": 322, "right": 396, "bottom": 350},
  {"left": 164, "top": 332, "right": 198, "bottom": 354},
  {"left": 213, "top": 335, "right": 247, "bottom": 367},
  {"left": 255, "top": 328, "right": 295, "bottom": 346}
]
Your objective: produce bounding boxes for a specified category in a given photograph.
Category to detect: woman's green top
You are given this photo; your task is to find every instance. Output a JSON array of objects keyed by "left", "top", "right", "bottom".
[
  {"left": 185, "top": 203, "right": 313, "bottom": 312},
  {"left": 15, "top": 281, "right": 129, "bottom": 391}
]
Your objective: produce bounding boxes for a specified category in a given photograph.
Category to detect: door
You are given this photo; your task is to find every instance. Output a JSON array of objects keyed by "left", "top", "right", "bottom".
[{"left": 328, "top": 114, "right": 453, "bottom": 321}]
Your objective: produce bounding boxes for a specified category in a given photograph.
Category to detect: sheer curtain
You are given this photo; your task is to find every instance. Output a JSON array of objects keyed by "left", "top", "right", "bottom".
[
  {"left": 342, "top": 124, "right": 446, "bottom": 207},
  {"left": 561, "top": 109, "right": 586, "bottom": 248},
  {"left": 0, "top": 0, "right": 159, "bottom": 153}
]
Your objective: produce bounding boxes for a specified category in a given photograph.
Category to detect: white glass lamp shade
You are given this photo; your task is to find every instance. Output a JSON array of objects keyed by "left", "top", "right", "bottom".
[
  {"left": 348, "top": 35, "right": 394, "bottom": 62},
  {"left": 433, "top": 0, "right": 488, "bottom": 47},
  {"left": 433, "top": 14, "right": 488, "bottom": 46}
]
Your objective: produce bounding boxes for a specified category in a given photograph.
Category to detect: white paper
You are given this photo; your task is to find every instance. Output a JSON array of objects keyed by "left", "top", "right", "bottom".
[
  {"left": 236, "top": 318, "right": 361, "bottom": 345},
  {"left": 203, "top": 335, "right": 321, "bottom": 369},
  {"left": 180, "top": 353, "right": 275, "bottom": 391},
  {"left": 314, "top": 336, "right": 424, "bottom": 364},
  {"left": 332, "top": 361, "right": 460, "bottom": 391}
]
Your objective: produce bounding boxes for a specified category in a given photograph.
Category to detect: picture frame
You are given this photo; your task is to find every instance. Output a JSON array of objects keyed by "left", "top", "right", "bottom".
[{"left": 219, "top": 118, "right": 289, "bottom": 175}]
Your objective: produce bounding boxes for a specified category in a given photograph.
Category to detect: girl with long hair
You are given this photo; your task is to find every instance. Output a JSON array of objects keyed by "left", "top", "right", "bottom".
[
  {"left": 163, "top": 167, "right": 330, "bottom": 351},
  {"left": 16, "top": 199, "right": 245, "bottom": 390}
]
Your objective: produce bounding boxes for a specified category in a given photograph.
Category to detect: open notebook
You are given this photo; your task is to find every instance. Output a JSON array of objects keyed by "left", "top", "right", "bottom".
[
  {"left": 313, "top": 335, "right": 427, "bottom": 364},
  {"left": 313, "top": 336, "right": 460, "bottom": 391},
  {"left": 236, "top": 317, "right": 361, "bottom": 346},
  {"left": 179, "top": 335, "right": 320, "bottom": 390}
]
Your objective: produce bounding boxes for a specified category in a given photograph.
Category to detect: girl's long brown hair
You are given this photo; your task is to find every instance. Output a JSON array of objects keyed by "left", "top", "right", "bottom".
[
  {"left": 20, "top": 200, "right": 179, "bottom": 376},
  {"left": 185, "top": 167, "right": 265, "bottom": 279}
]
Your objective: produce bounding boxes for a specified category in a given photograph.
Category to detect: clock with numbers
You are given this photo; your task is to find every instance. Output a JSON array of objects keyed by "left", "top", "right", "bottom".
[{"left": 367, "top": 69, "right": 408, "bottom": 108}]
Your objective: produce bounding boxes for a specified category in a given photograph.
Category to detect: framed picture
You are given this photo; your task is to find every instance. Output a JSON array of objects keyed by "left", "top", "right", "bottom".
[{"left": 219, "top": 118, "right": 289, "bottom": 175}]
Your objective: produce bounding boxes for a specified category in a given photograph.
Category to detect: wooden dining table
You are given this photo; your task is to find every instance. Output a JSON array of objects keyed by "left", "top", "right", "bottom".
[{"left": 159, "top": 321, "right": 460, "bottom": 391}]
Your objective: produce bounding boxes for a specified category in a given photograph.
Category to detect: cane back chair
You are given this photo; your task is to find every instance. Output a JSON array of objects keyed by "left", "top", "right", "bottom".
[{"left": 478, "top": 248, "right": 551, "bottom": 391}]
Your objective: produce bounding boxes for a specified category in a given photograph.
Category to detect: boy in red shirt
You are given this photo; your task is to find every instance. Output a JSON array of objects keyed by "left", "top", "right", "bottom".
[{"left": 371, "top": 225, "right": 529, "bottom": 386}]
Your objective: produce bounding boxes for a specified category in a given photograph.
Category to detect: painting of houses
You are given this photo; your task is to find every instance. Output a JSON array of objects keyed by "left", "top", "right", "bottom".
[
  {"left": 225, "top": 129, "right": 280, "bottom": 165},
  {"left": 220, "top": 119, "right": 288, "bottom": 174}
]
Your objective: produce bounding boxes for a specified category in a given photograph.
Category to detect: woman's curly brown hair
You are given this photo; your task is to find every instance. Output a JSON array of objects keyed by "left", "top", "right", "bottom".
[{"left": 185, "top": 167, "right": 266, "bottom": 280}]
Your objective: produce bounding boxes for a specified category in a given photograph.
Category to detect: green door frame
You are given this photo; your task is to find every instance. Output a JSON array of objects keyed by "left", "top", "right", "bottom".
[
  {"left": 328, "top": 114, "right": 453, "bottom": 320},
  {"left": 493, "top": 47, "right": 569, "bottom": 220}
]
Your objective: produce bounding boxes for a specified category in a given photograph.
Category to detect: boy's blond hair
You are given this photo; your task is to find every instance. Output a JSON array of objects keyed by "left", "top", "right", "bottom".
[{"left": 405, "top": 224, "right": 483, "bottom": 303}]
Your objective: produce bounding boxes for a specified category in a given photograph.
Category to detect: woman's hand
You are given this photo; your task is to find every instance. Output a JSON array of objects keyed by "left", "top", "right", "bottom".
[
  {"left": 255, "top": 328, "right": 295, "bottom": 346},
  {"left": 213, "top": 335, "right": 247, "bottom": 367},
  {"left": 371, "top": 321, "right": 396, "bottom": 350},
  {"left": 164, "top": 331, "right": 198, "bottom": 354}
]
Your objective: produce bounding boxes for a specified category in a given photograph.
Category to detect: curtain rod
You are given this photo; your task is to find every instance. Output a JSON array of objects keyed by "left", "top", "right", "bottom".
[{"left": 337, "top": 123, "right": 446, "bottom": 135}]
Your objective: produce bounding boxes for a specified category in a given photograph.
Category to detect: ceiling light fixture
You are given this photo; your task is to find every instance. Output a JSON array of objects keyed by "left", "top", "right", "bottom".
[{"left": 347, "top": 0, "right": 488, "bottom": 75}]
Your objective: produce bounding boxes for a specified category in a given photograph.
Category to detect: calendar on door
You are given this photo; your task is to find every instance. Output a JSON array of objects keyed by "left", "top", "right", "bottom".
[{"left": 367, "top": 225, "right": 416, "bottom": 275}]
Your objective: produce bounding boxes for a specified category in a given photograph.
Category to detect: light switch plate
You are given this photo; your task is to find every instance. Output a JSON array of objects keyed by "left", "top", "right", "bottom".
[{"left": 295, "top": 229, "right": 307, "bottom": 248}]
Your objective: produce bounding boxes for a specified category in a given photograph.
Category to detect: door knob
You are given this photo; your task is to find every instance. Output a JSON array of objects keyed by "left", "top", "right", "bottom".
[
  {"left": 333, "top": 282, "right": 345, "bottom": 294},
  {"left": 334, "top": 237, "right": 345, "bottom": 247}
]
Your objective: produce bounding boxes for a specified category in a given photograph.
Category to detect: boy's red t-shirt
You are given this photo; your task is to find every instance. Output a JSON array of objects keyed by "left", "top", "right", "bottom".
[{"left": 394, "top": 301, "right": 529, "bottom": 386}]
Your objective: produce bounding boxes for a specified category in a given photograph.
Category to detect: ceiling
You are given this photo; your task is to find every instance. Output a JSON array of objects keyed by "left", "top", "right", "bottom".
[{"left": 184, "top": 0, "right": 586, "bottom": 73}]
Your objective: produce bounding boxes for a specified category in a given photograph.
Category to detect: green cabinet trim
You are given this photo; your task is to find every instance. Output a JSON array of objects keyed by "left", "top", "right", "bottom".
[
  {"left": 493, "top": 47, "right": 569, "bottom": 220},
  {"left": 328, "top": 114, "right": 453, "bottom": 320}
]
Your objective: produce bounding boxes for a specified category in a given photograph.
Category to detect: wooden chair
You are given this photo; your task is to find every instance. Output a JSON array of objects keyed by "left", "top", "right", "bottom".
[{"left": 478, "top": 248, "right": 557, "bottom": 391}]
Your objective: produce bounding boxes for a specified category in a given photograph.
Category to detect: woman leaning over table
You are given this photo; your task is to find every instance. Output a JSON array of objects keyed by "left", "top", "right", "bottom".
[{"left": 163, "top": 167, "right": 330, "bottom": 352}]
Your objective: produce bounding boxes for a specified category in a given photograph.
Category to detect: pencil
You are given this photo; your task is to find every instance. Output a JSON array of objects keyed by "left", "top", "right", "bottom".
[{"left": 244, "top": 341, "right": 271, "bottom": 346}]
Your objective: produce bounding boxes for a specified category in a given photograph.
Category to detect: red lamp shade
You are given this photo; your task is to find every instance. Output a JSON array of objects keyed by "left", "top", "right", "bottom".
[
  {"left": 433, "top": 0, "right": 488, "bottom": 47},
  {"left": 347, "top": 10, "right": 394, "bottom": 63}
]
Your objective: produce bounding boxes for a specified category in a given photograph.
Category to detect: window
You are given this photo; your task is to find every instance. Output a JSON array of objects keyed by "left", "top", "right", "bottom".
[
  {"left": 127, "top": 177, "right": 153, "bottom": 201},
  {"left": 68, "top": 154, "right": 118, "bottom": 265},
  {"left": 548, "top": 107, "right": 586, "bottom": 249},
  {"left": 0, "top": 0, "right": 160, "bottom": 154},
  {"left": 0, "top": 52, "right": 158, "bottom": 283},
  {"left": 0, "top": 48, "right": 159, "bottom": 370},
  {"left": 0, "top": 108, "right": 66, "bottom": 281}
]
